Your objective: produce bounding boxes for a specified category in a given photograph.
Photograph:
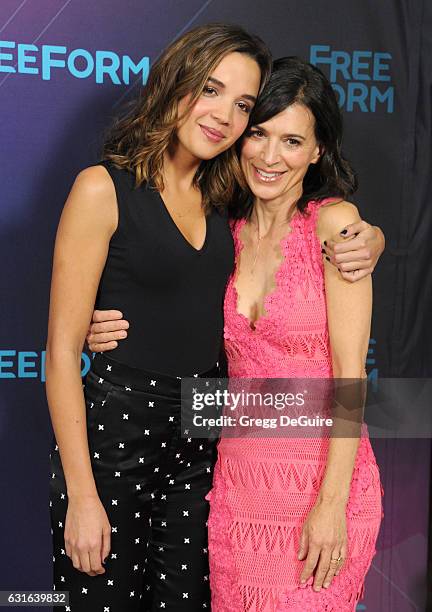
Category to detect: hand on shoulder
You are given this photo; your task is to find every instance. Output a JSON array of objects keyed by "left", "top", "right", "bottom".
[
  {"left": 317, "top": 200, "right": 361, "bottom": 244},
  {"left": 318, "top": 200, "right": 384, "bottom": 282}
]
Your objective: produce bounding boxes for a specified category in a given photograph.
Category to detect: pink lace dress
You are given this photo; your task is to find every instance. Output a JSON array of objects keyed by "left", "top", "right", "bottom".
[{"left": 205, "top": 199, "right": 384, "bottom": 611}]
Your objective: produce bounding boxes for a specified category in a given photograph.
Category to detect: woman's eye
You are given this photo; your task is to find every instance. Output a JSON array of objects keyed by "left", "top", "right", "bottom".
[
  {"left": 203, "top": 86, "right": 217, "bottom": 96},
  {"left": 237, "top": 102, "right": 252, "bottom": 114},
  {"left": 286, "top": 138, "right": 300, "bottom": 146},
  {"left": 249, "top": 129, "right": 264, "bottom": 138}
]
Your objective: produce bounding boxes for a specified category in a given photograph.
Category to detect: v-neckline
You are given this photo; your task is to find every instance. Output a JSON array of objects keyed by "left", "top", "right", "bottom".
[
  {"left": 155, "top": 189, "right": 209, "bottom": 253},
  {"left": 232, "top": 215, "right": 298, "bottom": 331}
]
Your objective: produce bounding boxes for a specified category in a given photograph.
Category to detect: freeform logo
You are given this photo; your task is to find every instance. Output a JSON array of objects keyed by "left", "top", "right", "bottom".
[
  {"left": 310, "top": 45, "right": 394, "bottom": 113},
  {"left": 0, "top": 40, "right": 149, "bottom": 84},
  {"left": 0, "top": 350, "right": 92, "bottom": 381}
]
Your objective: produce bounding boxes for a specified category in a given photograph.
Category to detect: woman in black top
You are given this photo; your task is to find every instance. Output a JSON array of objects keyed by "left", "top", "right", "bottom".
[
  {"left": 46, "top": 23, "right": 270, "bottom": 612},
  {"left": 92, "top": 158, "right": 234, "bottom": 376}
]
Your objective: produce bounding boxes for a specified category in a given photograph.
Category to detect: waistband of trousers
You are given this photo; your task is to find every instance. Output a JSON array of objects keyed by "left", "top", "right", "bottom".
[{"left": 89, "top": 352, "right": 220, "bottom": 396}]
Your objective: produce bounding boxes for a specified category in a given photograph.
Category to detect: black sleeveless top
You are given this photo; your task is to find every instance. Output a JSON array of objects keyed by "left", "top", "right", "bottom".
[{"left": 94, "top": 160, "right": 234, "bottom": 376}]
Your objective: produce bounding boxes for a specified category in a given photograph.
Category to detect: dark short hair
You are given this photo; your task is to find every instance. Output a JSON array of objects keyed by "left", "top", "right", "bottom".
[{"left": 230, "top": 56, "right": 358, "bottom": 218}]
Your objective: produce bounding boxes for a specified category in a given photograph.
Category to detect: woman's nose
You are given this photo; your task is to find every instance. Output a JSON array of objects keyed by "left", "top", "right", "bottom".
[
  {"left": 260, "top": 145, "right": 280, "bottom": 166},
  {"left": 211, "top": 101, "right": 232, "bottom": 126}
]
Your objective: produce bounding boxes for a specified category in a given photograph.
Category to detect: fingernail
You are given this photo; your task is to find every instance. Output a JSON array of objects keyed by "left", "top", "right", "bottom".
[
  {"left": 300, "top": 578, "right": 306, "bottom": 583},
  {"left": 323, "top": 582, "right": 330, "bottom": 588},
  {"left": 314, "top": 586, "right": 321, "bottom": 592},
  {"left": 340, "top": 229, "right": 348, "bottom": 235},
  {"left": 326, "top": 256, "right": 330, "bottom": 261}
]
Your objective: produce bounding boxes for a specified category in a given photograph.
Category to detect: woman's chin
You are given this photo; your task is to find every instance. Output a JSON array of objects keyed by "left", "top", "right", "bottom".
[
  {"left": 192, "top": 144, "right": 227, "bottom": 161},
  {"left": 248, "top": 181, "right": 284, "bottom": 200}
]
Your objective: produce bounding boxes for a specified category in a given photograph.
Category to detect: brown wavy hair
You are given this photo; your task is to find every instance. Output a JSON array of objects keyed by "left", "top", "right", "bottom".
[{"left": 101, "top": 23, "right": 272, "bottom": 211}]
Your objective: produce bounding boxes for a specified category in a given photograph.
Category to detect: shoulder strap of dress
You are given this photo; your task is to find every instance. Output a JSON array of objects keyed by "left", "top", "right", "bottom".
[
  {"left": 308, "top": 196, "right": 343, "bottom": 212},
  {"left": 305, "top": 197, "right": 344, "bottom": 225}
]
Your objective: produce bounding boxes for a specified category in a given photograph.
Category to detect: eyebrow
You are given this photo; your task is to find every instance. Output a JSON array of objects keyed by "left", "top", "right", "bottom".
[
  {"left": 253, "top": 124, "right": 306, "bottom": 139},
  {"left": 207, "top": 76, "right": 257, "bottom": 103}
]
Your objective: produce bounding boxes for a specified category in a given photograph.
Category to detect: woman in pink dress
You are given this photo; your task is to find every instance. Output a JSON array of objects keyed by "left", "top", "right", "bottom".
[{"left": 205, "top": 56, "right": 383, "bottom": 611}]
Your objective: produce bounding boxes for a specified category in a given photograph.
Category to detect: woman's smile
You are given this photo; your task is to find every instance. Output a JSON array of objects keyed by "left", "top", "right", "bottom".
[{"left": 252, "top": 164, "right": 287, "bottom": 182}]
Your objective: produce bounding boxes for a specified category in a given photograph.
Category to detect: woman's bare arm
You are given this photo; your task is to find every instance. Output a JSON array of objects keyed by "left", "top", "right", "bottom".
[
  {"left": 46, "top": 165, "right": 117, "bottom": 497},
  {"left": 298, "top": 201, "right": 372, "bottom": 590},
  {"left": 46, "top": 165, "right": 117, "bottom": 574},
  {"left": 318, "top": 202, "right": 371, "bottom": 497}
]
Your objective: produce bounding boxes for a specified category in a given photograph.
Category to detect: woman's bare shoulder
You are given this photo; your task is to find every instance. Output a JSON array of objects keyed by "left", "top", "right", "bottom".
[
  {"left": 62, "top": 164, "right": 118, "bottom": 234},
  {"left": 317, "top": 200, "right": 361, "bottom": 238},
  {"left": 73, "top": 164, "right": 115, "bottom": 198}
]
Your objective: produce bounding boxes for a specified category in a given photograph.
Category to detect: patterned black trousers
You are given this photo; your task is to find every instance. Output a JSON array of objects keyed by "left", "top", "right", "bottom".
[{"left": 49, "top": 353, "right": 219, "bottom": 612}]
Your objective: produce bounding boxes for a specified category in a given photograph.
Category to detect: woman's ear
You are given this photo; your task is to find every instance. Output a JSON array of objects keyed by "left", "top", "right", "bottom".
[{"left": 311, "top": 143, "right": 323, "bottom": 165}]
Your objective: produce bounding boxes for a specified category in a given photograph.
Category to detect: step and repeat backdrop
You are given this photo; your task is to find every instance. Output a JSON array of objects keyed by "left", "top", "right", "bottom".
[{"left": 1, "top": 1, "right": 431, "bottom": 610}]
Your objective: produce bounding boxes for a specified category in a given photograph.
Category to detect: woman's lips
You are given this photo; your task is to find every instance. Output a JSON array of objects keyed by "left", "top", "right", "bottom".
[
  {"left": 199, "top": 124, "right": 225, "bottom": 143},
  {"left": 252, "top": 165, "right": 286, "bottom": 183}
]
